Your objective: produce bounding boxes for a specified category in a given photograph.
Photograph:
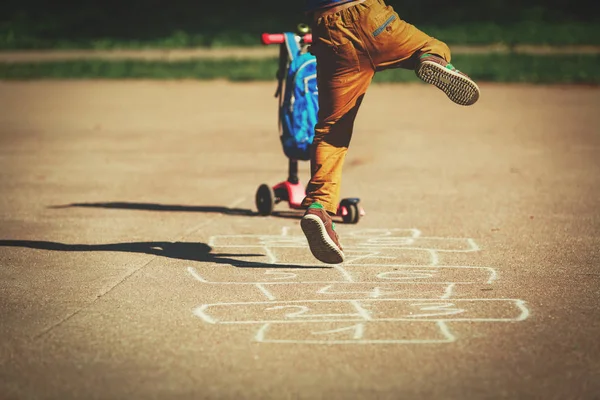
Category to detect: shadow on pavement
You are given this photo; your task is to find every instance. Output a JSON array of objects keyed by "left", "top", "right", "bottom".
[
  {"left": 50, "top": 202, "right": 259, "bottom": 216},
  {"left": 0, "top": 240, "right": 327, "bottom": 269},
  {"left": 50, "top": 201, "right": 305, "bottom": 220}
]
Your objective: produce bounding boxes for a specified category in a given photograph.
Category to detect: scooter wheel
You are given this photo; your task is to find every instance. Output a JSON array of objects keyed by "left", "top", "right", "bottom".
[
  {"left": 342, "top": 203, "right": 360, "bottom": 224},
  {"left": 256, "top": 184, "right": 275, "bottom": 216}
]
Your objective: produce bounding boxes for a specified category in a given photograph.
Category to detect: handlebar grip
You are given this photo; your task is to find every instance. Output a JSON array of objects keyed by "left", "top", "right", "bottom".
[{"left": 261, "top": 33, "right": 313, "bottom": 45}]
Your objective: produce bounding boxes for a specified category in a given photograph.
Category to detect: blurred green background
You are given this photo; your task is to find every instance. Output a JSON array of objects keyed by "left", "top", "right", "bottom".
[
  {"left": 1, "top": 0, "right": 598, "bottom": 48},
  {"left": 1, "top": 0, "right": 598, "bottom": 82}
]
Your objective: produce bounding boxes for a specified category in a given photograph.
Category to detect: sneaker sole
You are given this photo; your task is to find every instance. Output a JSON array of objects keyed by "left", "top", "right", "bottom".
[
  {"left": 301, "top": 214, "right": 345, "bottom": 264},
  {"left": 416, "top": 61, "right": 480, "bottom": 106}
]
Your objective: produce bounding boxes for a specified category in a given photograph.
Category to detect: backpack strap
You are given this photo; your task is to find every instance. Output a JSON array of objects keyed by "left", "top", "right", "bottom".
[
  {"left": 274, "top": 33, "right": 301, "bottom": 130},
  {"left": 283, "top": 32, "right": 301, "bottom": 62},
  {"left": 274, "top": 43, "right": 287, "bottom": 98},
  {"left": 275, "top": 32, "right": 302, "bottom": 99}
]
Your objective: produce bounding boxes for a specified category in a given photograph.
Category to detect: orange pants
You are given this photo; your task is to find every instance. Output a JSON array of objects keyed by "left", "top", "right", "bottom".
[{"left": 301, "top": 0, "right": 451, "bottom": 214}]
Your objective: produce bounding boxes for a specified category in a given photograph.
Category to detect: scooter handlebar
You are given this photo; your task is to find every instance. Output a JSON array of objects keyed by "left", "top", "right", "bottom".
[{"left": 261, "top": 33, "right": 313, "bottom": 45}]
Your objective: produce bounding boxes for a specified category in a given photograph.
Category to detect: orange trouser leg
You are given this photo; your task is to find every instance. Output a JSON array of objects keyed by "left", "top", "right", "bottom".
[
  {"left": 359, "top": 0, "right": 451, "bottom": 69},
  {"left": 302, "top": 75, "right": 371, "bottom": 214},
  {"left": 301, "top": 13, "right": 375, "bottom": 215}
]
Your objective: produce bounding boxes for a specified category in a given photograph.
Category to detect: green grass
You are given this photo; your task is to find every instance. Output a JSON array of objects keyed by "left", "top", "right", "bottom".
[
  {"left": 0, "top": 31, "right": 263, "bottom": 50},
  {"left": 0, "top": 58, "right": 279, "bottom": 81},
  {"left": 1, "top": 22, "right": 599, "bottom": 50},
  {"left": 0, "top": 54, "right": 598, "bottom": 84},
  {"left": 422, "top": 22, "right": 600, "bottom": 46}
]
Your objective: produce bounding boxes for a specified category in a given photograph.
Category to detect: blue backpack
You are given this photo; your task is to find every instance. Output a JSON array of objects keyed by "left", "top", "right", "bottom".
[{"left": 275, "top": 32, "right": 318, "bottom": 161}]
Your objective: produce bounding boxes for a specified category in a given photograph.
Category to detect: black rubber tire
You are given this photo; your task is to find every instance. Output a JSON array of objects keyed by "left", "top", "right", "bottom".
[
  {"left": 342, "top": 203, "right": 360, "bottom": 224},
  {"left": 256, "top": 184, "right": 275, "bottom": 216}
]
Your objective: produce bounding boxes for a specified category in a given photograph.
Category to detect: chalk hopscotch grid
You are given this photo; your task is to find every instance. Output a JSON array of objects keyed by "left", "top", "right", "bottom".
[{"left": 188, "top": 228, "right": 530, "bottom": 344}]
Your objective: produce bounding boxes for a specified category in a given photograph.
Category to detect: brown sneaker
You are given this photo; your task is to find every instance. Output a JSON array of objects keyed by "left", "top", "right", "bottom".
[
  {"left": 301, "top": 206, "right": 345, "bottom": 264},
  {"left": 415, "top": 54, "right": 480, "bottom": 106}
]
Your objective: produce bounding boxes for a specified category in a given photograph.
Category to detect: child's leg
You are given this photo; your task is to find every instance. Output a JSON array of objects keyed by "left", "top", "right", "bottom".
[
  {"left": 300, "top": 16, "right": 375, "bottom": 215},
  {"left": 300, "top": 62, "right": 372, "bottom": 264},
  {"left": 359, "top": 0, "right": 479, "bottom": 105},
  {"left": 300, "top": 8, "right": 375, "bottom": 264}
]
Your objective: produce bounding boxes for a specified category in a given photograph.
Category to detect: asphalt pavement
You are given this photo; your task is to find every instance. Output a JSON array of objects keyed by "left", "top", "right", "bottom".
[{"left": 1, "top": 80, "right": 599, "bottom": 399}]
